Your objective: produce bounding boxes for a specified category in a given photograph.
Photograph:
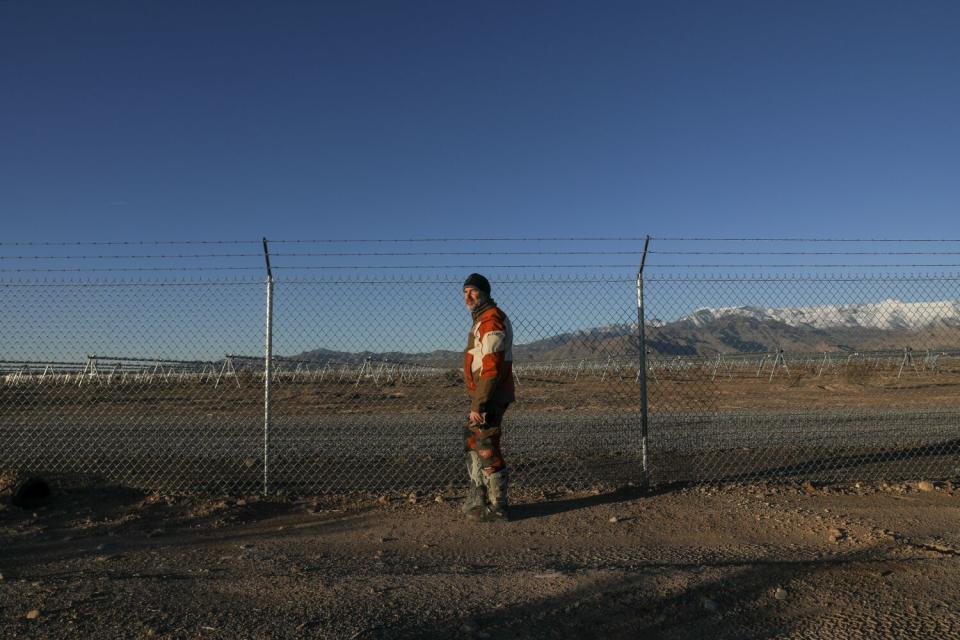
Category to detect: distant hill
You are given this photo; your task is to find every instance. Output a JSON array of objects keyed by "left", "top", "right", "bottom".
[{"left": 292, "top": 299, "right": 960, "bottom": 363}]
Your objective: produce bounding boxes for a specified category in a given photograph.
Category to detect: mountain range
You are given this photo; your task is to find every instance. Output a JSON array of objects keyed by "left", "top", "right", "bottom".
[
  {"left": 680, "top": 298, "right": 960, "bottom": 332},
  {"left": 294, "top": 299, "right": 960, "bottom": 363}
]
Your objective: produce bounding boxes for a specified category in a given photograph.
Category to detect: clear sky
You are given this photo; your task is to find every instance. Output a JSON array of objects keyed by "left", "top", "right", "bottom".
[
  {"left": 3, "top": 0, "right": 960, "bottom": 243},
  {"left": 4, "top": 2, "right": 960, "bottom": 360}
]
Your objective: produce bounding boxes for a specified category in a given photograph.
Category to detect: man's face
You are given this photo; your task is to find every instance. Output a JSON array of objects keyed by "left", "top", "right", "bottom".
[{"left": 463, "top": 286, "right": 483, "bottom": 311}]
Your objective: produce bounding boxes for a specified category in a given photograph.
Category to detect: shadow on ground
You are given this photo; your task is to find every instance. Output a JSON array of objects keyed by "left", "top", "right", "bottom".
[
  {"left": 389, "top": 547, "right": 892, "bottom": 640},
  {"left": 508, "top": 483, "right": 681, "bottom": 522},
  {"left": 0, "top": 484, "right": 374, "bottom": 576}
]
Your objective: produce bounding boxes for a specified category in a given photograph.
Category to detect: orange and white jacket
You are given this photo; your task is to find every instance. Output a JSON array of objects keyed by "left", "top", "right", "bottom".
[{"left": 464, "top": 300, "right": 515, "bottom": 413}]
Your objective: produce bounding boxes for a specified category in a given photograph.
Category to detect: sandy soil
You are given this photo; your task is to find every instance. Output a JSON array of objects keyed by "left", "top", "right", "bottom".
[{"left": 2, "top": 480, "right": 960, "bottom": 639}]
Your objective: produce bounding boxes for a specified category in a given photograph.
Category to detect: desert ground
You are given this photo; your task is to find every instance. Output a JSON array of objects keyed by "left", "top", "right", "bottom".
[
  {"left": 4, "top": 360, "right": 960, "bottom": 638},
  {"left": 2, "top": 479, "right": 960, "bottom": 639},
  {"left": 5, "top": 363, "right": 960, "bottom": 493}
]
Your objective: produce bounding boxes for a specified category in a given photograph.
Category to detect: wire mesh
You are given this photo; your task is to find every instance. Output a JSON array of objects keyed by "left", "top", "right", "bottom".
[
  {"left": 268, "top": 276, "right": 644, "bottom": 492},
  {"left": 0, "top": 280, "right": 265, "bottom": 493},
  {"left": 0, "top": 275, "right": 645, "bottom": 493},
  {"left": 3, "top": 259, "right": 960, "bottom": 494},
  {"left": 644, "top": 273, "right": 960, "bottom": 484}
]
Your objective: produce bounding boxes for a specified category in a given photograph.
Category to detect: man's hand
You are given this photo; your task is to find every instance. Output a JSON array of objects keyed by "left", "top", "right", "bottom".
[{"left": 469, "top": 411, "right": 485, "bottom": 425}]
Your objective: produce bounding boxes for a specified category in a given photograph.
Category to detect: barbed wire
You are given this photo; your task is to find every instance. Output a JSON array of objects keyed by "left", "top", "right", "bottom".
[
  {"left": 0, "top": 250, "right": 642, "bottom": 260},
  {"left": 0, "top": 253, "right": 262, "bottom": 260},
  {"left": 272, "top": 251, "right": 646, "bottom": 257},
  {"left": 0, "top": 240, "right": 260, "bottom": 246},
  {"left": 0, "top": 237, "right": 651, "bottom": 247},
  {"left": 652, "top": 237, "right": 960, "bottom": 242},
  {"left": 648, "top": 263, "right": 960, "bottom": 268},
  {"left": 0, "top": 267, "right": 266, "bottom": 273},
  {"left": 650, "top": 251, "right": 960, "bottom": 256},
  {"left": 6, "top": 238, "right": 960, "bottom": 272},
  {"left": 269, "top": 236, "right": 650, "bottom": 243},
  {"left": 0, "top": 264, "right": 639, "bottom": 273},
  {"left": 4, "top": 236, "right": 960, "bottom": 247},
  {"left": 273, "top": 264, "right": 639, "bottom": 269}
]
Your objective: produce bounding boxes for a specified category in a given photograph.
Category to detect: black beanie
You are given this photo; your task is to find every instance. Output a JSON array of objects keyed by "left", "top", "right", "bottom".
[{"left": 463, "top": 273, "right": 491, "bottom": 296}]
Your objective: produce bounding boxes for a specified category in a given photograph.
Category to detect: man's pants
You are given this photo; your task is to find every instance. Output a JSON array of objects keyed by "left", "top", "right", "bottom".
[{"left": 463, "top": 403, "right": 509, "bottom": 506}]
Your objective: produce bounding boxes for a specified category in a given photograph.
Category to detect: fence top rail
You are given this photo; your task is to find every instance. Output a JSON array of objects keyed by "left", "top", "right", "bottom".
[{"left": 645, "top": 272, "right": 960, "bottom": 282}]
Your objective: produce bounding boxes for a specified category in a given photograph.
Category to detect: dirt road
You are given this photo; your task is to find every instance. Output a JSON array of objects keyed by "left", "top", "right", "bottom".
[{"left": 2, "top": 481, "right": 960, "bottom": 639}]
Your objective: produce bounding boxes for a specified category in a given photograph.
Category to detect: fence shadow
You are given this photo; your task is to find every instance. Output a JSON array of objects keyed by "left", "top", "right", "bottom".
[
  {"left": 509, "top": 483, "right": 682, "bottom": 522},
  {"left": 711, "top": 437, "right": 960, "bottom": 483},
  {"left": 389, "top": 548, "right": 892, "bottom": 639},
  {"left": 0, "top": 485, "right": 375, "bottom": 576}
]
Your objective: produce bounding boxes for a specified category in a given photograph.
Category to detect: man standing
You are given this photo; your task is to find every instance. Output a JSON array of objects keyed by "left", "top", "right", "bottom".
[{"left": 461, "top": 273, "right": 515, "bottom": 522}]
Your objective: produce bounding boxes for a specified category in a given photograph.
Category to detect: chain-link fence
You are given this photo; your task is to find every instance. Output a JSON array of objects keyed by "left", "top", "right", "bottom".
[
  {"left": 644, "top": 273, "right": 960, "bottom": 484},
  {"left": 3, "top": 242, "right": 960, "bottom": 493},
  {"left": 1, "top": 274, "right": 644, "bottom": 493},
  {"left": 0, "top": 280, "right": 266, "bottom": 493}
]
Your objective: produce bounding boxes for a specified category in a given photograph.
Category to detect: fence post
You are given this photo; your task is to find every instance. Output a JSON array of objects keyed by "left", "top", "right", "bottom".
[
  {"left": 636, "top": 235, "right": 651, "bottom": 486},
  {"left": 262, "top": 237, "right": 274, "bottom": 496}
]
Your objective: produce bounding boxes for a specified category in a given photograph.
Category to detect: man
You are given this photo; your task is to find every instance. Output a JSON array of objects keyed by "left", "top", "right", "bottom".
[{"left": 461, "top": 273, "right": 515, "bottom": 522}]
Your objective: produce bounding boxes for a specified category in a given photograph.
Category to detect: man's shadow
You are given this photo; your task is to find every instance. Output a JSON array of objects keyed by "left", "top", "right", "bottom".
[{"left": 508, "top": 483, "right": 681, "bottom": 522}]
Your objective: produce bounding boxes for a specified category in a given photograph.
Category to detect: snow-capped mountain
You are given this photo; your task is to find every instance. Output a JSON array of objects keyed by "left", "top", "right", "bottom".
[{"left": 680, "top": 299, "right": 960, "bottom": 332}]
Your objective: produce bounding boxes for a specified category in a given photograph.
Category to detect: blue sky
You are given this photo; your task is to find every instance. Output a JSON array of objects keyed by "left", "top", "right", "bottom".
[
  {"left": 4, "top": 2, "right": 960, "bottom": 359},
  {"left": 3, "top": 0, "right": 960, "bottom": 244}
]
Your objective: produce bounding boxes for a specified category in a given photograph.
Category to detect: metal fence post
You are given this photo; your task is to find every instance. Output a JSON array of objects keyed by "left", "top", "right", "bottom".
[
  {"left": 262, "top": 237, "right": 274, "bottom": 496},
  {"left": 637, "top": 235, "right": 651, "bottom": 486}
]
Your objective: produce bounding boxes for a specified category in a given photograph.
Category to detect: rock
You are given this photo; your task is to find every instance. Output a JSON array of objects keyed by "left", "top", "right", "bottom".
[
  {"left": 26, "top": 609, "right": 41, "bottom": 620},
  {"left": 608, "top": 516, "right": 619, "bottom": 523},
  {"left": 918, "top": 481, "right": 935, "bottom": 492},
  {"left": 12, "top": 477, "right": 51, "bottom": 509},
  {"left": 774, "top": 588, "right": 788, "bottom": 601},
  {"left": 235, "top": 499, "right": 247, "bottom": 507}
]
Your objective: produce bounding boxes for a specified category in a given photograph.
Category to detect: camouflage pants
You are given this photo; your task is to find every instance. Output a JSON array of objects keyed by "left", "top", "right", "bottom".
[{"left": 463, "top": 403, "right": 509, "bottom": 506}]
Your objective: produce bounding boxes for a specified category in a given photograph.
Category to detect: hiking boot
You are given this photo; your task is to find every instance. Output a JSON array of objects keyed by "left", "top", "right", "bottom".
[
  {"left": 461, "top": 484, "right": 487, "bottom": 515},
  {"left": 470, "top": 503, "right": 509, "bottom": 523}
]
